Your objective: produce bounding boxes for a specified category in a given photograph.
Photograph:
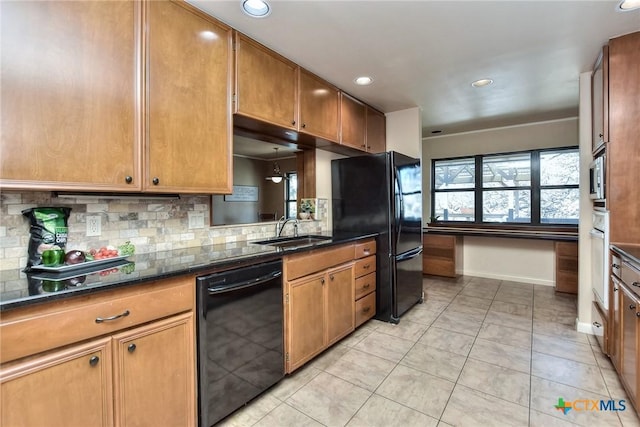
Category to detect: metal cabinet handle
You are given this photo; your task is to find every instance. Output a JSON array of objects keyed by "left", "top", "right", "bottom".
[
  {"left": 630, "top": 304, "right": 636, "bottom": 310},
  {"left": 330, "top": 275, "right": 335, "bottom": 281},
  {"left": 321, "top": 278, "right": 325, "bottom": 285},
  {"left": 125, "top": 175, "right": 133, "bottom": 184},
  {"left": 291, "top": 120, "right": 296, "bottom": 126},
  {"left": 636, "top": 312, "right": 640, "bottom": 318},
  {"left": 593, "top": 322, "right": 602, "bottom": 327},
  {"left": 128, "top": 343, "right": 136, "bottom": 353},
  {"left": 612, "top": 263, "right": 620, "bottom": 269},
  {"left": 363, "top": 264, "right": 370, "bottom": 270},
  {"left": 95, "top": 309, "right": 130, "bottom": 323},
  {"left": 89, "top": 356, "right": 100, "bottom": 367},
  {"left": 363, "top": 283, "right": 370, "bottom": 289},
  {"left": 152, "top": 177, "right": 160, "bottom": 185},
  {"left": 362, "top": 307, "right": 371, "bottom": 313},
  {"left": 302, "top": 123, "right": 306, "bottom": 128},
  {"left": 633, "top": 282, "right": 640, "bottom": 288}
]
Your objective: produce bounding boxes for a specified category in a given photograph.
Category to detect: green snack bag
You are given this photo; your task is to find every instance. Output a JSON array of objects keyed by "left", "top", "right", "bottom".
[{"left": 22, "top": 207, "right": 72, "bottom": 270}]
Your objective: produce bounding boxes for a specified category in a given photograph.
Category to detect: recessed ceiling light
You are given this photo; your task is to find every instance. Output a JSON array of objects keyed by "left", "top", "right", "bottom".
[
  {"left": 618, "top": 0, "right": 640, "bottom": 10},
  {"left": 471, "top": 78, "right": 493, "bottom": 88},
  {"left": 241, "top": 0, "right": 271, "bottom": 18},
  {"left": 354, "top": 76, "right": 374, "bottom": 86}
]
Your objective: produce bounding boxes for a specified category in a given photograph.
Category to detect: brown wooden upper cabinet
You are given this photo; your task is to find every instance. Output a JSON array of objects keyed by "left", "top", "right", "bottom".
[
  {"left": 234, "top": 32, "right": 298, "bottom": 130},
  {"left": 146, "top": 1, "right": 233, "bottom": 193},
  {"left": 298, "top": 69, "right": 340, "bottom": 142},
  {"left": 365, "top": 107, "right": 386, "bottom": 153},
  {"left": 0, "top": 0, "right": 233, "bottom": 194},
  {"left": 340, "top": 93, "right": 367, "bottom": 151},
  {"left": 0, "top": 1, "right": 140, "bottom": 191}
]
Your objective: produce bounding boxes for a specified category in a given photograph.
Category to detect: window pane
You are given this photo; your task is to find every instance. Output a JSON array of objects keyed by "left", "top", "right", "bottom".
[
  {"left": 541, "top": 189, "right": 579, "bottom": 224},
  {"left": 287, "top": 202, "right": 297, "bottom": 219},
  {"left": 287, "top": 173, "right": 298, "bottom": 199},
  {"left": 483, "top": 190, "right": 531, "bottom": 222},
  {"left": 540, "top": 150, "right": 579, "bottom": 186},
  {"left": 434, "top": 158, "right": 475, "bottom": 189},
  {"left": 434, "top": 191, "right": 475, "bottom": 221},
  {"left": 482, "top": 153, "right": 531, "bottom": 188}
]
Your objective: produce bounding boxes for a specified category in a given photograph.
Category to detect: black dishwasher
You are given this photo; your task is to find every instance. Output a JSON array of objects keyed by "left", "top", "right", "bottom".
[{"left": 196, "top": 260, "right": 284, "bottom": 427}]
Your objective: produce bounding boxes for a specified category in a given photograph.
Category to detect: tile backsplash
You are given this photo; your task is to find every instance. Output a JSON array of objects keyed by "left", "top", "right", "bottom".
[{"left": 0, "top": 191, "right": 328, "bottom": 271}]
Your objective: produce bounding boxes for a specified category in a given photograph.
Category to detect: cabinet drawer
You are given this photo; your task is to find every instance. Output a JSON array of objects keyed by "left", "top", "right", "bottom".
[
  {"left": 423, "top": 234, "right": 455, "bottom": 249},
  {"left": 622, "top": 260, "right": 640, "bottom": 291},
  {"left": 354, "top": 239, "right": 376, "bottom": 259},
  {"left": 355, "top": 272, "right": 376, "bottom": 300},
  {"left": 354, "top": 255, "right": 376, "bottom": 278},
  {"left": 591, "top": 300, "right": 608, "bottom": 355},
  {"left": 355, "top": 292, "right": 375, "bottom": 327},
  {"left": 285, "top": 244, "right": 354, "bottom": 281},
  {"left": 0, "top": 276, "right": 194, "bottom": 364}
]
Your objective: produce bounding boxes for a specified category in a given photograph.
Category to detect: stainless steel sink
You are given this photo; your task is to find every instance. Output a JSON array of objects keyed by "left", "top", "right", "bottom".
[{"left": 251, "top": 235, "right": 332, "bottom": 248}]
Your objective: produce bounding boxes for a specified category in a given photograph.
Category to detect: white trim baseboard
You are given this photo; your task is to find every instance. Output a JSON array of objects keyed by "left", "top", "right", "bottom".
[
  {"left": 576, "top": 320, "right": 594, "bottom": 335},
  {"left": 461, "top": 270, "right": 554, "bottom": 287}
]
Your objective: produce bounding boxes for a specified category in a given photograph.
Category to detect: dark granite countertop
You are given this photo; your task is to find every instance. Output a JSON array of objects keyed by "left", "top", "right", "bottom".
[
  {"left": 611, "top": 243, "right": 640, "bottom": 268},
  {"left": 0, "top": 231, "right": 377, "bottom": 312}
]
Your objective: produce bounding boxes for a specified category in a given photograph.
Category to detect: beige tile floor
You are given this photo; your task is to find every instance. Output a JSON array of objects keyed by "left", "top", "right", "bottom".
[{"left": 218, "top": 276, "right": 640, "bottom": 427}]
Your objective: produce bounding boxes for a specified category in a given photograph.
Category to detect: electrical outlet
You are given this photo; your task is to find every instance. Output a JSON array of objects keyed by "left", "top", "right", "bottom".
[
  {"left": 86, "top": 215, "right": 101, "bottom": 237},
  {"left": 188, "top": 211, "right": 205, "bottom": 229}
]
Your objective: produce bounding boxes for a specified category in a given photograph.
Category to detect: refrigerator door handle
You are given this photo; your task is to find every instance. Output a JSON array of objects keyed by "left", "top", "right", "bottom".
[
  {"left": 394, "top": 167, "right": 403, "bottom": 247},
  {"left": 396, "top": 247, "right": 423, "bottom": 262}
]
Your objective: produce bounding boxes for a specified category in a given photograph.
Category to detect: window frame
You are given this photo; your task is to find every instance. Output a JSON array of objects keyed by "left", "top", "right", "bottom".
[
  {"left": 284, "top": 171, "right": 297, "bottom": 219},
  {"left": 431, "top": 146, "right": 579, "bottom": 227}
]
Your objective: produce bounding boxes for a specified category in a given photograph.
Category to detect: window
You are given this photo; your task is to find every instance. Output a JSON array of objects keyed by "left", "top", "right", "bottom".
[
  {"left": 432, "top": 147, "right": 579, "bottom": 226},
  {"left": 285, "top": 172, "right": 297, "bottom": 218}
]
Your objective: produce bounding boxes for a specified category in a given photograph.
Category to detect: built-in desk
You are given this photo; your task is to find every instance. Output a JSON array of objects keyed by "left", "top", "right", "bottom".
[{"left": 423, "top": 225, "right": 579, "bottom": 289}]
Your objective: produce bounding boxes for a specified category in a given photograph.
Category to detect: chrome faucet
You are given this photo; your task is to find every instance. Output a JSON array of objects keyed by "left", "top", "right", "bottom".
[{"left": 275, "top": 216, "right": 299, "bottom": 237}]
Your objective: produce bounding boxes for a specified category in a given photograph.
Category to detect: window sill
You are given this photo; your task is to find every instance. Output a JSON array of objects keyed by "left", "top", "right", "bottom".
[{"left": 424, "top": 222, "right": 578, "bottom": 242}]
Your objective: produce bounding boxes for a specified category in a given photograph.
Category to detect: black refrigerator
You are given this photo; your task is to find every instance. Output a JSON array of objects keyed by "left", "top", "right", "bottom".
[{"left": 332, "top": 151, "right": 423, "bottom": 323}]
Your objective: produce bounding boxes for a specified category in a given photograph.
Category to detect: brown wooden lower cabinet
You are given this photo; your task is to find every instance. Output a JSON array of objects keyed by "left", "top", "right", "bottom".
[
  {"left": 554, "top": 241, "right": 578, "bottom": 294},
  {"left": 284, "top": 238, "right": 376, "bottom": 373},
  {"left": 422, "top": 233, "right": 461, "bottom": 277},
  {"left": 608, "top": 248, "right": 640, "bottom": 417},
  {"left": 0, "top": 277, "right": 197, "bottom": 427}
]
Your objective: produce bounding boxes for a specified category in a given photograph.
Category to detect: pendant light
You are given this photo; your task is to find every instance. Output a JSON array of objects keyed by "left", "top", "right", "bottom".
[{"left": 265, "top": 148, "right": 285, "bottom": 183}]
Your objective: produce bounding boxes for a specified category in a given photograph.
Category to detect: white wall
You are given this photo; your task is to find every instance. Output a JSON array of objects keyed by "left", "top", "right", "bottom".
[
  {"left": 386, "top": 107, "right": 422, "bottom": 159},
  {"left": 463, "top": 237, "right": 555, "bottom": 286},
  {"left": 577, "top": 71, "right": 595, "bottom": 332},
  {"left": 422, "top": 118, "right": 579, "bottom": 285}
]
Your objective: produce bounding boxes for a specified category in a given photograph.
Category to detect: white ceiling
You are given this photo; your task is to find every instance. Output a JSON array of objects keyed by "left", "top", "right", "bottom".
[{"left": 188, "top": 0, "right": 639, "bottom": 137}]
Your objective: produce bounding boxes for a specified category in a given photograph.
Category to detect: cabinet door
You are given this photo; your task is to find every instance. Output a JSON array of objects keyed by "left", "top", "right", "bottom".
[
  {"left": 299, "top": 69, "right": 340, "bottom": 141},
  {"left": 326, "top": 264, "right": 355, "bottom": 346},
  {"left": 146, "top": 1, "right": 232, "bottom": 193},
  {"left": 340, "top": 93, "right": 366, "bottom": 151},
  {"left": 591, "top": 46, "right": 609, "bottom": 154},
  {"left": 1, "top": 338, "right": 113, "bottom": 427},
  {"left": 286, "top": 273, "right": 325, "bottom": 372},
  {"left": 366, "top": 107, "right": 386, "bottom": 153},
  {"left": 611, "top": 276, "right": 622, "bottom": 371},
  {"left": 621, "top": 286, "right": 638, "bottom": 404},
  {"left": 0, "top": 1, "right": 140, "bottom": 191},
  {"left": 235, "top": 33, "right": 298, "bottom": 130},
  {"left": 113, "top": 313, "right": 195, "bottom": 427}
]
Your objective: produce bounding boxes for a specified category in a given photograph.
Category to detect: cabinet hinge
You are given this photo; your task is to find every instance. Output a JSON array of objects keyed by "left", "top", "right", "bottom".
[
  {"left": 285, "top": 293, "right": 289, "bottom": 304},
  {"left": 285, "top": 352, "right": 289, "bottom": 362}
]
